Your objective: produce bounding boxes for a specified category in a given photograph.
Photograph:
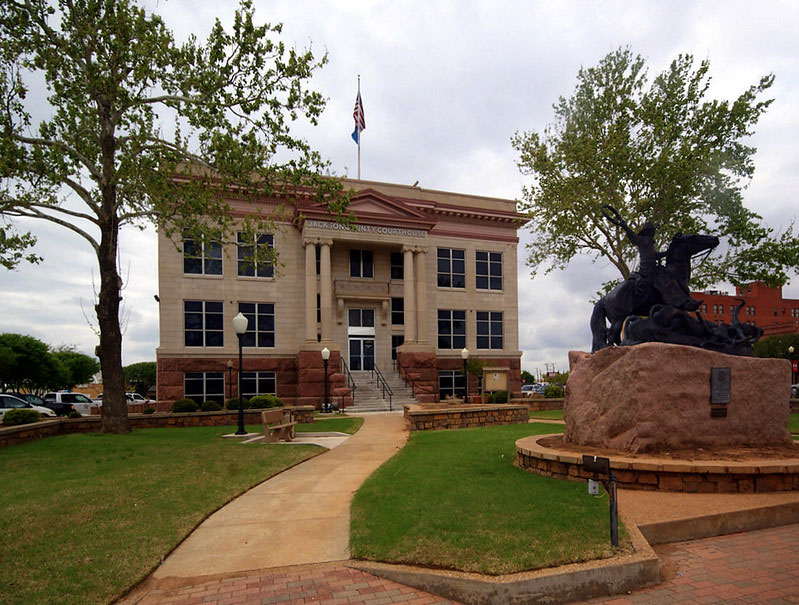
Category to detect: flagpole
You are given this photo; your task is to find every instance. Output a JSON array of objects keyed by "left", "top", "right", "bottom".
[{"left": 357, "top": 75, "right": 361, "bottom": 180}]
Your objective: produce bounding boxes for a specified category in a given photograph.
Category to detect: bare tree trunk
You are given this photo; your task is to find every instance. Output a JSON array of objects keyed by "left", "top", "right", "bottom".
[{"left": 96, "top": 214, "right": 128, "bottom": 434}]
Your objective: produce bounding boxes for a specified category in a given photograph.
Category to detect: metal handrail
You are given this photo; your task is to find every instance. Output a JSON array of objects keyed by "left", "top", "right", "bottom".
[
  {"left": 370, "top": 363, "right": 393, "bottom": 411},
  {"left": 394, "top": 358, "right": 439, "bottom": 403},
  {"left": 340, "top": 358, "right": 357, "bottom": 407}
]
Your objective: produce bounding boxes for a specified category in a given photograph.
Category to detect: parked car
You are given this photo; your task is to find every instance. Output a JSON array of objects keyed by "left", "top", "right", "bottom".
[
  {"left": 521, "top": 384, "right": 535, "bottom": 397},
  {"left": 93, "top": 392, "right": 149, "bottom": 405},
  {"left": 792, "top": 384, "right": 798, "bottom": 398},
  {"left": 42, "top": 392, "right": 94, "bottom": 416},
  {"left": 13, "top": 391, "right": 76, "bottom": 416},
  {"left": 0, "top": 393, "right": 57, "bottom": 419}
]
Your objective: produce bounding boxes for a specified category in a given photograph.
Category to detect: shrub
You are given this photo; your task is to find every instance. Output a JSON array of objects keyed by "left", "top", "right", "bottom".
[
  {"left": 248, "top": 394, "right": 283, "bottom": 409},
  {"left": 201, "top": 401, "right": 222, "bottom": 412},
  {"left": 67, "top": 410, "right": 82, "bottom": 419},
  {"left": 487, "top": 390, "right": 509, "bottom": 403},
  {"left": 171, "top": 398, "right": 199, "bottom": 413},
  {"left": 544, "top": 385, "right": 564, "bottom": 398},
  {"left": 2, "top": 408, "right": 41, "bottom": 426},
  {"left": 142, "top": 406, "right": 155, "bottom": 414},
  {"left": 225, "top": 396, "right": 250, "bottom": 410}
]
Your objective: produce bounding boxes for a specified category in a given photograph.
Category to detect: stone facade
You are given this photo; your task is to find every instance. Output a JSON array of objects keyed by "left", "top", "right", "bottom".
[{"left": 156, "top": 179, "right": 527, "bottom": 407}]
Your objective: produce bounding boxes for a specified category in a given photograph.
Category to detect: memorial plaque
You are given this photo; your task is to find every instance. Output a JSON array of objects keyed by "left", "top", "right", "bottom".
[
  {"left": 710, "top": 367, "right": 731, "bottom": 405},
  {"left": 710, "top": 406, "right": 728, "bottom": 418}
]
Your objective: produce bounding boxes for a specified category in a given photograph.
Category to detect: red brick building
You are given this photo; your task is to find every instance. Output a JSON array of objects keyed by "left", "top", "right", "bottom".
[{"left": 691, "top": 282, "right": 799, "bottom": 336}]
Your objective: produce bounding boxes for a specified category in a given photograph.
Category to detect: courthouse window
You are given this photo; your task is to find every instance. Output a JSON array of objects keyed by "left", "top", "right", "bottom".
[
  {"left": 237, "top": 232, "right": 274, "bottom": 278},
  {"left": 391, "top": 297, "right": 404, "bottom": 325},
  {"left": 439, "top": 370, "right": 466, "bottom": 400},
  {"left": 184, "top": 301, "right": 223, "bottom": 347},
  {"left": 437, "top": 309, "right": 466, "bottom": 349},
  {"left": 183, "top": 232, "right": 222, "bottom": 275},
  {"left": 475, "top": 251, "right": 502, "bottom": 290},
  {"left": 241, "top": 371, "right": 276, "bottom": 398},
  {"left": 184, "top": 372, "right": 224, "bottom": 403},
  {"left": 238, "top": 302, "right": 275, "bottom": 348},
  {"left": 348, "top": 308, "right": 375, "bottom": 327},
  {"left": 437, "top": 248, "right": 465, "bottom": 288},
  {"left": 476, "top": 311, "right": 503, "bottom": 349},
  {"left": 350, "top": 249, "right": 374, "bottom": 278},
  {"left": 390, "top": 252, "right": 404, "bottom": 279}
]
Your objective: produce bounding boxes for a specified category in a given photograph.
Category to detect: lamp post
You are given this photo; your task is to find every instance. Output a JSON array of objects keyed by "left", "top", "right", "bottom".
[
  {"left": 226, "top": 359, "right": 233, "bottom": 400},
  {"left": 790, "top": 346, "right": 796, "bottom": 386},
  {"left": 321, "top": 347, "right": 330, "bottom": 413},
  {"left": 461, "top": 347, "right": 469, "bottom": 402},
  {"left": 232, "top": 312, "right": 249, "bottom": 435}
]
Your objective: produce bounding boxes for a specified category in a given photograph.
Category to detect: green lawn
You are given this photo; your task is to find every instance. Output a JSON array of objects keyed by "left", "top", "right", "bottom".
[
  {"left": 0, "top": 425, "right": 323, "bottom": 604},
  {"left": 297, "top": 415, "right": 364, "bottom": 434},
  {"left": 351, "top": 423, "right": 629, "bottom": 575},
  {"left": 790, "top": 412, "right": 799, "bottom": 434},
  {"left": 528, "top": 409, "right": 564, "bottom": 421}
]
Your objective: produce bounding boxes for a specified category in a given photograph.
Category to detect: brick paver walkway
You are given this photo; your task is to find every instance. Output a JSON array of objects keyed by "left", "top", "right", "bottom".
[
  {"left": 131, "top": 566, "right": 458, "bottom": 604},
  {"left": 583, "top": 523, "right": 799, "bottom": 604}
]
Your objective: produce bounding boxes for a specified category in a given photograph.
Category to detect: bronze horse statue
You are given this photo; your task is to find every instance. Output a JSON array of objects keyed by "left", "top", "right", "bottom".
[{"left": 590, "top": 231, "right": 719, "bottom": 352}]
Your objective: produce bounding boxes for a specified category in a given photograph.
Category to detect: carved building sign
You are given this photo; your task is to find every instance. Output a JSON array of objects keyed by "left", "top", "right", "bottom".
[{"left": 305, "top": 220, "right": 427, "bottom": 239}]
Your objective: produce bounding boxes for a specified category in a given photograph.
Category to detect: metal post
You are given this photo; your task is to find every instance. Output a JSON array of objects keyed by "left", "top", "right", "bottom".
[
  {"left": 608, "top": 471, "right": 618, "bottom": 547},
  {"left": 463, "top": 358, "right": 468, "bottom": 402},
  {"left": 235, "top": 334, "right": 245, "bottom": 435},
  {"left": 323, "top": 357, "right": 329, "bottom": 413}
]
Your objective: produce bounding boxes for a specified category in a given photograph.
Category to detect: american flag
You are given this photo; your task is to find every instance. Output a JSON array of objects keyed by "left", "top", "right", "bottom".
[{"left": 351, "top": 91, "right": 366, "bottom": 144}]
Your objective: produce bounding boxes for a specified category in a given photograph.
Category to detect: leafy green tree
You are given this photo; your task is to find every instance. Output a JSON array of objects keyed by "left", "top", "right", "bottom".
[
  {"left": 123, "top": 361, "right": 156, "bottom": 395},
  {"left": 50, "top": 348, "right": 100, "bottom": 389},
  {"left": 512, "top": 47, "right": 799, "bottom": 294},
  {"left": 0, "top": 0, "right": 346, "bottom": 433},
  {"left": 0, "top": 333, "right": 58, "bottom": 392},
  {"left": 521, "top": 370, "right": 535, "bottom": 384},
  {"left": 752, "top": 334, "right": 799, "bottom": 360}
]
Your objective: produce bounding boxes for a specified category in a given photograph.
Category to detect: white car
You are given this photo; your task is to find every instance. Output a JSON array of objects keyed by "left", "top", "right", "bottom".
[
  {"left": 0, "top": 393, "right": 57, "bottom": 420},
  {"left": 93, "top": 392, "right": 149, "bottom": 405},
  {"left": 42, "top": 392, "right": 95, "bottom": 416}
]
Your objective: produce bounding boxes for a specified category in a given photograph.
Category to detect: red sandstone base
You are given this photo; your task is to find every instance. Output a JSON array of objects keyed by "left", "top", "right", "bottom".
[{"left": 516, "top": 433, "right": 799, "bottom": 493}]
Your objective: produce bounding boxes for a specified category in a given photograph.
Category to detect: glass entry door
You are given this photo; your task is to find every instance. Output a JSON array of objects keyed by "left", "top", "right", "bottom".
[
  {"left": 348, "top": 308, "right": 375, "bottom": 370},
  {"left": 349, "top": 336, "right": 375, "bottom": 370}
]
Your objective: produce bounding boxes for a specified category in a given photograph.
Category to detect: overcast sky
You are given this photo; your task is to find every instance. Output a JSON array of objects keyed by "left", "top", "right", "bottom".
[{"left": 1, "top": 0, "right": 798, "bottom": 378}]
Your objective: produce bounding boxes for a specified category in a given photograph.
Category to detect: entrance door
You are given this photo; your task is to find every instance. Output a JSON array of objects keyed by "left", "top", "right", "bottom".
[
  {"left": 348, "top": 308, "right": 375, "bottom": 370},
  {"left": 349, "top": 336, "right": 375, "bottom": 370}
]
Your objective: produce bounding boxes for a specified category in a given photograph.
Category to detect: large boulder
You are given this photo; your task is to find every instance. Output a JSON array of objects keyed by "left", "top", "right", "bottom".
[{"left": 564, "top": 343, "right": 792, "bottom": 453}]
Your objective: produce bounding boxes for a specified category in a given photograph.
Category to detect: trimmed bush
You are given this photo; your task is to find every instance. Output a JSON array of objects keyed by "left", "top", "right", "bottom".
[
  {"left": 67, "top": 410, "right": 82, "bottom": 419},
  {"left": 201, "top": 400, "right": 222, "bottom": 412},
  {"left": 544, "top": 385, "right": 564, "bottom": 398},
  {"left": 142, "top": 406, "right": 155, "bottom": 414},
  {"left": 248, "top": 394, "right": 283, "bottom": 409},
  {"left": 225, "top": 396, "right": 250, "bottom": 410},
  {"left": 171, "top": 398, "right": 199, "bottom": 413},
  {"left": 487, "top": 390, "right": 509, "bottom": 403},
  {"left": 2, "top": 408, "right": 41, "bottom": 426}
]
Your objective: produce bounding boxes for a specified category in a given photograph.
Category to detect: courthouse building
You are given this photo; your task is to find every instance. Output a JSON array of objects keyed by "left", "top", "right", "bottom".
[{"left": 156, "top": 179, "right": 528, "bottom": 407}]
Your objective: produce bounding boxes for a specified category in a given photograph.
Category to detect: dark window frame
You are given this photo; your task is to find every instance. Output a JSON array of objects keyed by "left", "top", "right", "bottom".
[
  {"left": 184, "top": 300, "right": 224, "bottom": 347},
  {"left": 437, "top": 309, "right": 466, "bottom": 349},
  {"left": 437, "top": 248, "right": 466, "bottom": 289},
  {"left": 349, "top": 249, "right": 374, "bottom": 278},
  {"left": 475, "top": 251, "right": 502, "bottom": 291},
  {"left": 184, "top": 372, "right": 225, "bottom": 403},
  {"left": 241, "top": 371, "right": 277, "bottom": 398},
  {"left": 476, "top": 310, "right": 504, "bottom": 350},
  {"left": 183, "top": 233, "right": 222, "bottom": 275},
  {"left": 237, "top": 302, "right": 275, "bottom": 348},
  {"left": 236, "top": 232, "right": 274, "bottom": 278}
]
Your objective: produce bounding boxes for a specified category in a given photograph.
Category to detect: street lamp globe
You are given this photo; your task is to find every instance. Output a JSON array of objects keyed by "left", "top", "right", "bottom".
[
  {"left": 232, "top": 312, "right": 248, "bottom": 335},
  {"left": 461, "top": 347, "right": 469, "bottom": 360},
  {"left": 321, "top": 346, "right": 330, "bottom": 360}
]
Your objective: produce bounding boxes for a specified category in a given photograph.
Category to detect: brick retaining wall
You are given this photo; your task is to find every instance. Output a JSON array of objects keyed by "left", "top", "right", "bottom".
[
  {"left": 516, "top": 434, "right": 799, "bottom": 493},
  {"left": 404, "top": 403, "right": 529, "bottom": 431},
  {"left": 0, "top": 406, "right": 315, "bottom": 449}
]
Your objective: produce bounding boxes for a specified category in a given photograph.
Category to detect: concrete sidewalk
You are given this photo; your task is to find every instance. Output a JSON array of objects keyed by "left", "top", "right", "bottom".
[{"left": 153, "top": 412, "right": 407, "bottom": 579}]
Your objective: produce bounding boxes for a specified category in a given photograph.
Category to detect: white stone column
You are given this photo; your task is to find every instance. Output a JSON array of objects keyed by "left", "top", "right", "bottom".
[
  {"left": 403, "top": 247, "right": 416, "bottom": 343},
  {"left": 415, "top": 248, "right": 428, "bottom": 344},
  {"left": 304, "top": 239, "right": 318, "bottom": 343},
  {"left": 320, "top": 239, "right": 333, "bottom": 343}
]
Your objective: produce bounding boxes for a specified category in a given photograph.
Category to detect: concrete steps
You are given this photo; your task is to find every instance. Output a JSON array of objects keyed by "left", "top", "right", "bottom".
[{"left": 346, "top": 370, "right": 417, "bottom": 413}]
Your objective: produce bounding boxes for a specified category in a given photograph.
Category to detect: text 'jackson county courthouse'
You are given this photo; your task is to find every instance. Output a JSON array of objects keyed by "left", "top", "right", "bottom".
[{"left": 156, "top": 179, "right": 529, "bottom": 410}]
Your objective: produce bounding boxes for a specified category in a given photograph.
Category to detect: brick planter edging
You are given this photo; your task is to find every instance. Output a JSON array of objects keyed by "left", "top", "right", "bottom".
[
  {"left": 0, "top": 406, "right": 316, "bottom": 449},
  {"left": 404, "top": 403, "right": 529, "bottom": 431},
  {"left": 516, "top": 434, "right": 799, "bottom": 493}
]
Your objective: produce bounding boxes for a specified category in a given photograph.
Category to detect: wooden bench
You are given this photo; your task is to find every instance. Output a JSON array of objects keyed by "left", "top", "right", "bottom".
[{"left": 262, "top": 409, "right": 296, "bottom": 442}]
